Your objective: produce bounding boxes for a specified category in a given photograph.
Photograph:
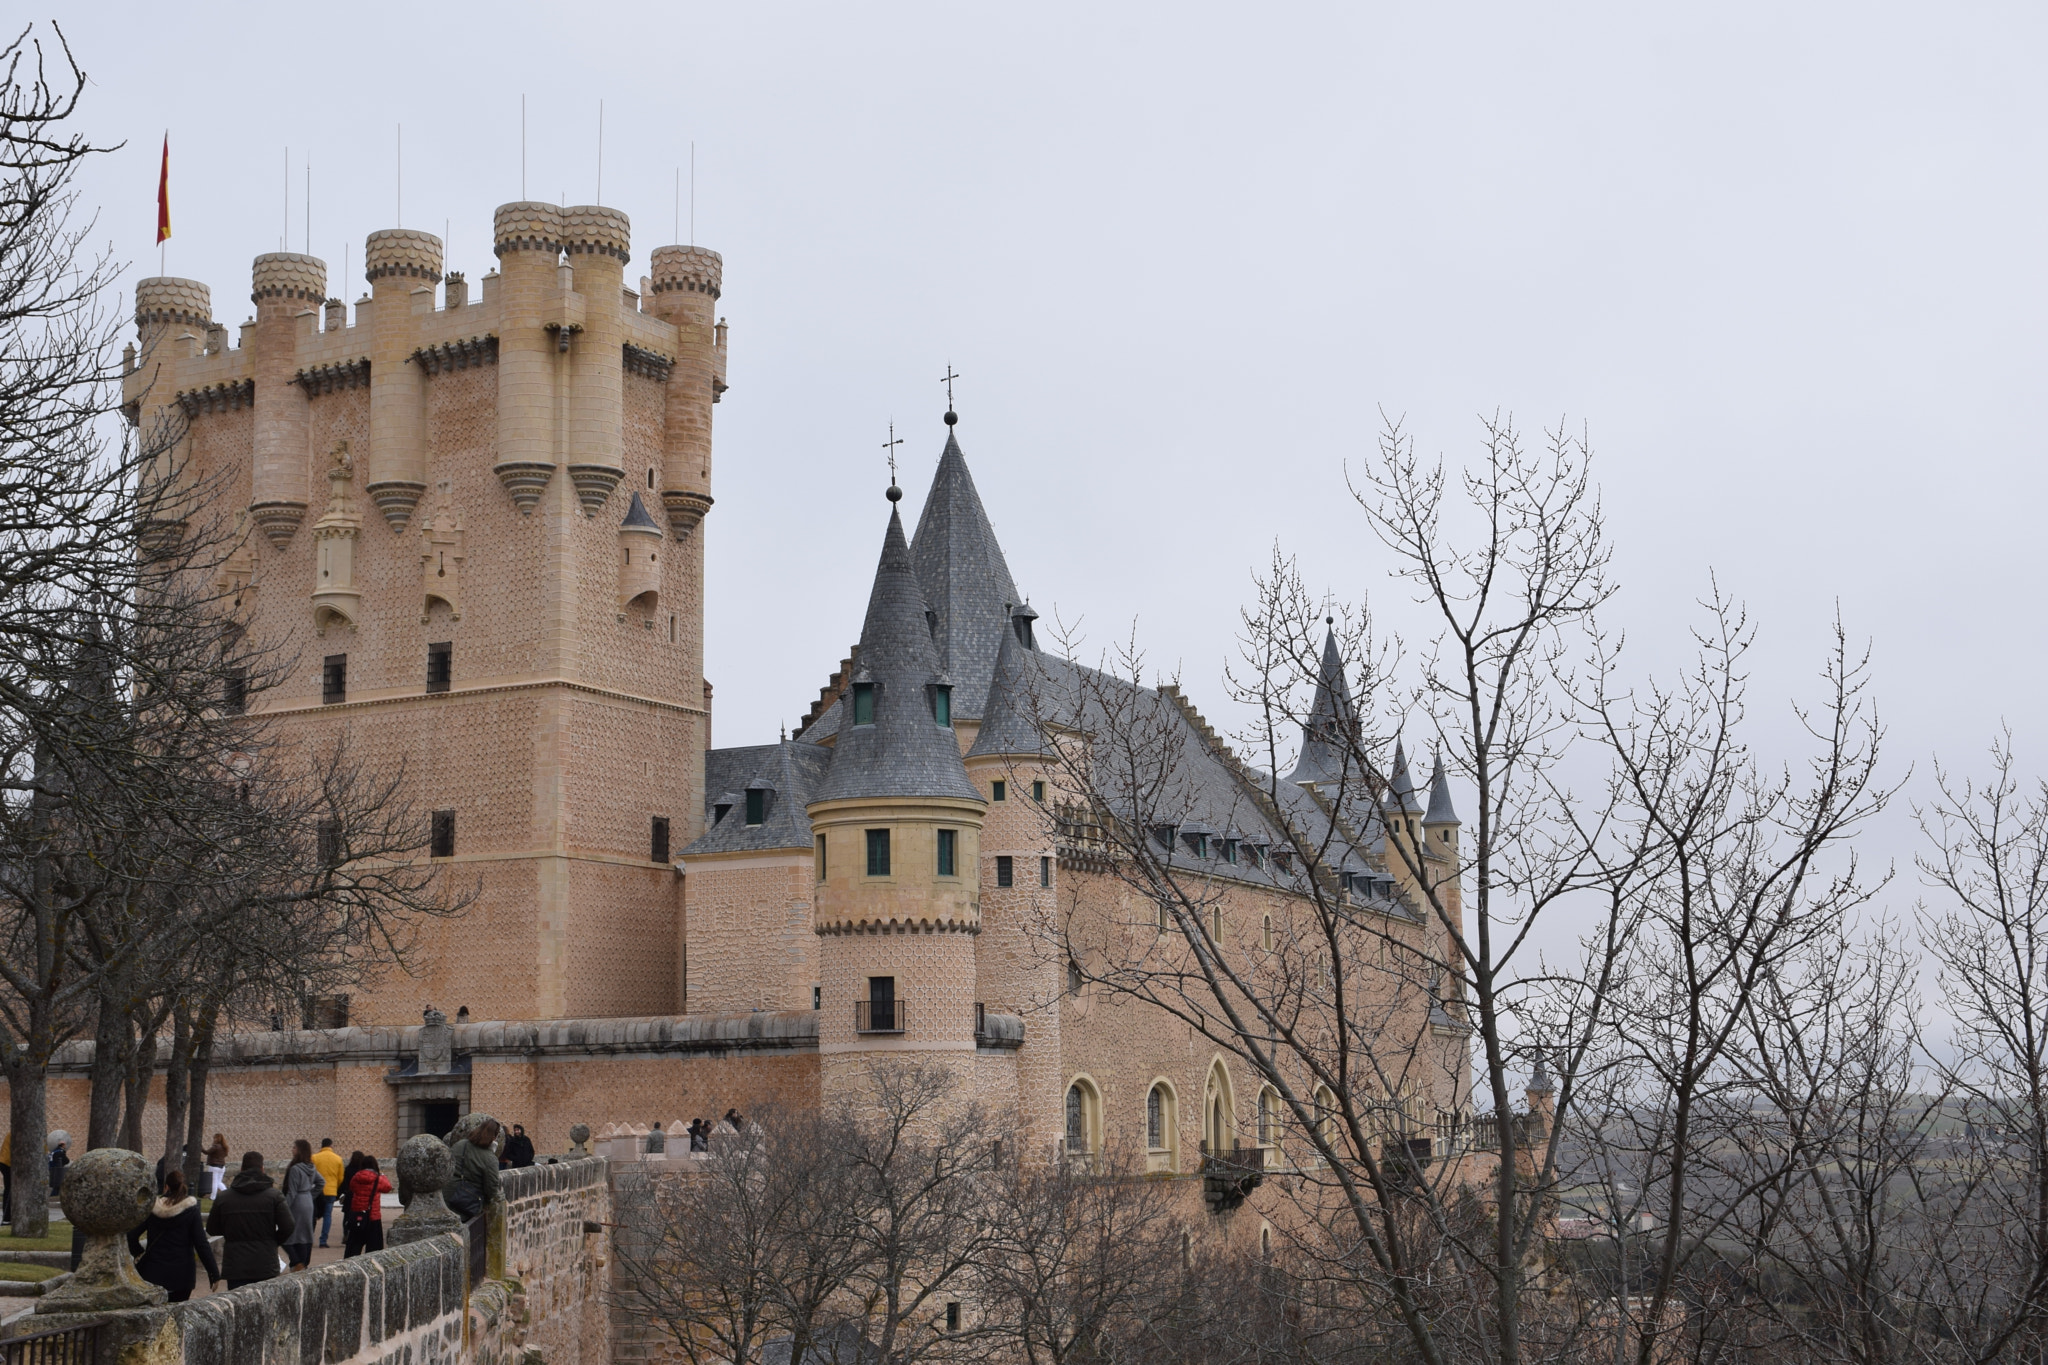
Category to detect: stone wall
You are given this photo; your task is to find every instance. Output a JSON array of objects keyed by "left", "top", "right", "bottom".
[
  {"left": 173, "top": 1233, "right": 466, "bottom": 1365},
  {"left": 494, "top": 1159, "right": 611, "bottom": 1365}
]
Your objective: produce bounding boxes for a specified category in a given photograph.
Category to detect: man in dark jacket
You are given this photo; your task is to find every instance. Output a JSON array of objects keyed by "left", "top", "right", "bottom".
[
  {"left": 207, "top": 1152, "right": 295, "bottom": 1287},
  {"left": 501, "top": 1124, "right": 535, "bottom": 1169}
]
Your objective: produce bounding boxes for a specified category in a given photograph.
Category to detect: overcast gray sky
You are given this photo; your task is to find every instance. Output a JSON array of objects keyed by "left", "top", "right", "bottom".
[{"left": 64, "top": 2, "right": 2048, "bottom": 891}]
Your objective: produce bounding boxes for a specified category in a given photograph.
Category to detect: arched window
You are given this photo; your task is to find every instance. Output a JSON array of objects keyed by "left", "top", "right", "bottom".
[
  {"left": 1065, "top": 1078, "right": 1101, "bottom": 1164},
  {"left": 1203, "top": 1061, "right": 1234, "bottom": 1157},
  {"left": 1312, "top": 1084, "right": 1340, "bottom": 1153},
  {"left": 1260, "top": 1224, "right": 1272, "bottom": 1258},
  {"left": 1261, "top": 913, "right": 1274, "bottom": 952},
  {"left": 1258, "top": 1085, "right": 1281, "bottom": 1147},
  {"left": 1146, "top": 1081, "right": 1178, "bottom": 1173}
]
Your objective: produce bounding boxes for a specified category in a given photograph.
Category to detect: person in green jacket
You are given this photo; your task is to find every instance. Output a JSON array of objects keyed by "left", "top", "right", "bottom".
[{"left": 446, "top": 1117, "right": 501, "bottom": 1219}]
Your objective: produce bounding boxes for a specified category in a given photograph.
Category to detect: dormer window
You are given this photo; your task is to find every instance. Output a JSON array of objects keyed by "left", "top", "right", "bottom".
[
  {"left": 1246, "top": 844, "right": 1266, "bottom": 869},
  {"left": 745, "top": 789, "right": 768, "bottom": 826},
  {"left": 852, "top": 682, "right": 875, "bottom": 726},
  {"left": 932, "top": 685, "right": 952, "bottom": 726},
  {"left": 1182, "top": 831, "right": 1208, "bottom": 859},
  {"left": 713, "top": 801, "right": 732, "bottom": 825},
  {"left": 1221, "top": 839, "right": 1239, "bottom": 864},
  {"left": 1153, "top": 824, "right": 1176, "bottom": 851}
]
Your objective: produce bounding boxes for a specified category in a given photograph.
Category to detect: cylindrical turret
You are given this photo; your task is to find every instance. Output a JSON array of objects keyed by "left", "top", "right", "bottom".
[
  {"left": 362, "top": 229, "right": 442, "bottom": 532},
  {"left": 563, "top": 205, "right": 629, "bottom": 516},
  {"left": 129, "top": 278, "right": 215, "bottom": 547},
  {"left": 491, "top": 202, "right": 564, "bottom": 515},
  {"left": 618, "top": 491, "right": 663, "bottom": 612},
  {"left": 249, "top": 253, "right": 326, "bottom": 549},
  {"left": 643, "top": 245, "right": 722, "bottom": 537}
]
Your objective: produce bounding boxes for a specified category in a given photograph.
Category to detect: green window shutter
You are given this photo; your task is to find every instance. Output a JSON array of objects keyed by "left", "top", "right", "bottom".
[
  {"left": 938, "top": 829, "right": 957, "bottom": 876},
  {"left": 852, "top": 683, "right": 875, "bottom": 725},
  {"left": 866, "top": 829, "right": 891, "bottom": 876}
]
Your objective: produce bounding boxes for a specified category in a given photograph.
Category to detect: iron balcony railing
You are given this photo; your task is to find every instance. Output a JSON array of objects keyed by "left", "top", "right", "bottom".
[{"left": 855, "top": 1000, "right": 905, "bottom": 1034}]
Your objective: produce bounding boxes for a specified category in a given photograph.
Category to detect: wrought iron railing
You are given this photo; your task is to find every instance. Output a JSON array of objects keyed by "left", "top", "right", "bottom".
[{"left": 855, "top": 1000, "right": 905, "bottom": 1034}]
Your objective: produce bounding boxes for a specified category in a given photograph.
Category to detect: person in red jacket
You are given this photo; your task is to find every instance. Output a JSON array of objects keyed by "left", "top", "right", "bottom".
[{"left": 342, "top": 1152, "right": 393, "bottom": 1257}]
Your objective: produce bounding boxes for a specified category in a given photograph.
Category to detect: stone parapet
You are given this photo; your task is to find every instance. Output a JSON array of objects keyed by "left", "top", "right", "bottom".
[
  {"left": 134, "top": 277, "right": 212, "bottom": 330},
  {"left": 649, "top": 244, "right": 722, "bottom": 299},
  {"left": 493, "top": 201, "right": 564, "bottom": 256},
  {"left": 39, "top": 1010, "right": 821, "bottom": 1072},
  {"left": 251, "top": 252, "right": 326, "bottom": 305},
  {"left": 562, "top": 205, "right": 630, "bottom": 262},
  {"left": 364, "top": 229, "right": 444, "bottom": 284}
]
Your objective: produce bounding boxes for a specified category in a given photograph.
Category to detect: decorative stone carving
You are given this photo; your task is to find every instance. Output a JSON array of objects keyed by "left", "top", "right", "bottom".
[
  {"left": 567, "top": 1124, "right": 591, "bottom": 1157},
  {"left": 622, "top": 342, "right": 674, "bottom": 381},
  {"left": 175, "top": 379, "right": 254, "bottom": 416},
  {"left": 311, "top": 443, "right": 362, "bottom": 634},
  {"left": 294, "top": 357, "right": 371, "bottom": 395},
  {"left": 419, "top": 1005, "right": 453, "bottom": 1075},
  {"left": 386, "top": 1133, "right": 461, "bottom": 1247},
  {"left": 648, "top": 244, "right": 723, "bottom": 300},
  {"left": 251, "top": 252, "right": 327, "bottom": 306},
  {"left": 250, "top": 500, "right": 308, "bottom": 550},
  {"left": 36, "top": 1147, "right": 164, "bottom": 1312},
  {"left": 412, "top": 334, "right": 498, "bottom": 376},
  {"left": 134, "top": 276, "right": 213, "bottom": 331},
  {"left": 493, "top": 461, "right": 555, "bottom": 515},
  {"left": 419, "top": 481, "right": 465, "bottom": 622},
  {"left": 568, "top": 464, "right": 625, "bottom": 517},
  {"left": 364, "top": 229, "right": 444, "bottom": 286},
  {"left": 661, "top": 490, "right": 714, "bottom": 540},
  {"left": 366, "top": 479, "right": 428, "bottom": 533}
]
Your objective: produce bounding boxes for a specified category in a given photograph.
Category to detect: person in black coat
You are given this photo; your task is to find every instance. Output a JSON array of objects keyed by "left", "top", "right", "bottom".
[
  {"left": 501, "top": 1125, "right": 535, "bottom": 1169},
  {"left": 207, "top": 1152, "right": 295, "bottom": 1288},
  {"left": 127, "top": 1170, "right": 221, "bottom": 1303}
]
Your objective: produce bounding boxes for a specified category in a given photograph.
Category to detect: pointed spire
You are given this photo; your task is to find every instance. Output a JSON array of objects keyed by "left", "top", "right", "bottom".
[
  {"left": 1383, "top": 738, "right": 1423, "bottom": 814},
  {"left": 967, "top": 611, "right": 1050, "bottom": 759},
  {"left": 909, "top": 421, "right": 1021, "bottom": 723},
  {"left": 1424, "top": 750, "right": 1460, "bottom": 826},
  {"left": 1285, "top": 622, "right": 1356, "bottom": 787},
  {"left": 620, "top": 490, "right": 661, "bottom": 531},
  {"left": 817, "top": 503, "right": 983, "bottom": 805}
]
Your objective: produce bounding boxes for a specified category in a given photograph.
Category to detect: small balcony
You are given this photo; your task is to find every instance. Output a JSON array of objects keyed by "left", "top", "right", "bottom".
[
  {"left": 1200, "top": 1142, "right": 1272, "bottom": 1212},
  {"left": 855, "top": 1000, "right": 906, "bottom": 1034}
]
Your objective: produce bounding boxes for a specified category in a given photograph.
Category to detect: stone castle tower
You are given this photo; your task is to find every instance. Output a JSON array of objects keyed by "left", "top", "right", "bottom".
[{"left": 122, "top": 202, "right": 727, "bottom": 1025}]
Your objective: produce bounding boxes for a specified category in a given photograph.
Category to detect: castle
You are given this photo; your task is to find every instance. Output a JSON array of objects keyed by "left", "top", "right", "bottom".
[{"left": 21, "top": 198, "right": 1468, "bottom": 1210}]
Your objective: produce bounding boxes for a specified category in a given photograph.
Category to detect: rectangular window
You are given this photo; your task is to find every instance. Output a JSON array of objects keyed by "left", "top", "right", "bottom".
[
  {"left": 223, "top": 668, "right": 248, "bottom": 715},
  {"left": 812, "top": 985, "right": 821, "bottom": 1011},
  {"left": 322, "top": 654, "right": 347, "bottom": 705},
  {"left": 1040, "top": 856, "right": 1052, "bottom": 887},
  {"left": 937, "top": 828, "right": 957, "bottom": 876},
  {"left": 650, "top": 816, "right": 671, "bottom": 863},
  {"left": 745, "top": 789, "right": 766, "bottom": 825},
  {"left": 816, "top": 835, "right": 828, "bottom": 881},
  {"left": 933, "top": 685, "right": 951, "bottom": 726},
  {"left": 864, "top": 975, "right": 898, "bottom": 1032},
  {"left": 866, "top": 828, "right": 891, "bottom": 877},
  {"left": 1031, "top": 780, "right": 1045, "bottom": 803},
  {"left": 992, "top": 780, "right": 1007, "bottom": 802},
  {"left": 430, "top": 809, "right": 455, "bottom": 859},
  {"left": 945, "top": 1304, "right": 960, "bottom": 1334},
  {"left": 996, "top": 855, "right": 1014, "bottom": 887},
  {"left": 852, "top": 683, "right": 875, "bottom": 725},
  {"left": 317, "top": 818, "right": 340, "bottom": 867},
  {"left": 426, "top": 642, "right": 452, "bottom": 693}
]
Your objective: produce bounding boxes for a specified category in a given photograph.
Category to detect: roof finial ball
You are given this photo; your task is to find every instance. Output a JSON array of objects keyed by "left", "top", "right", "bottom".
[
  {"left": 944, "top": 408, "right": 958, "bottom": 427},
  {"left": 886, "top": 483, "right": 903, "bottom": 503}
]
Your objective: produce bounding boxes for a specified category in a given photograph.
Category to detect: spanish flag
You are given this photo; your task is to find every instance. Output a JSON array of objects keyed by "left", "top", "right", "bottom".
[{"left": 155, "top": 134, "right": 171, "bottom": 246}]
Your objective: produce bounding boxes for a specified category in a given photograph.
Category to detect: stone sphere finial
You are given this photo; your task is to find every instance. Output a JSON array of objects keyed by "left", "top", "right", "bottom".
[
  {"left": 386, "top": 1133, "right": 462, "bottom": 1247},
  {"left": 568, "top": 1123, "right": 591, "bottom": 1157},
  {"left": 37, "top": 1148, "right": 164, "bottom": 1313}
]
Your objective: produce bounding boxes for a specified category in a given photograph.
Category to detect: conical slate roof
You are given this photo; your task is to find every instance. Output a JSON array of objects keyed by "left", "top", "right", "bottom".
[
  {"left": 966, "top": 614, "right": 1048, "bottom": 758},
  {"left": 1285, "top": 628, "right": 1356, "bottom": 787},
  {"left": 1383, "top": 739, "right": 1423, "bottom": 814},
  {"left": 621, "top": 491, "right": 661, "bottom": 531},
  {"left": 816, "top": 504, "right": 985, "bottom": 805},
  {"left": 1424, "top": 751, "right": 1460, "bottom": 826},
  {"left": 910, "top": 425, "right": 1022, "bottom": 722}
]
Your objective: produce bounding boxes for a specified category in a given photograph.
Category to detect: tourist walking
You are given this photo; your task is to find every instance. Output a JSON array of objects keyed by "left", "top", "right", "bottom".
[
  {"left": 502, "top": 1124, "right": 535, "bottom": 1169},
  {"left": 46, "top": 1137, "right": 67, "bottom": 1197},
  {"left": 343, "top": 1153, "right": 392, "bottom": 1257},
  {"left": 127, "top": 1171, "right": 221, "bottom": 1302},
  {"left": 312, "top": 1139, "right": 344, "bottom": 1247},
  {"left": 282, "top": 1141, "right": 320, "bottom": 1270},
  {"left": 204, "top": 1133, "right": 229, "bottom": 1198},
  {"left": 208, "top": 1152, "right": 294, "bottom": 1289}
]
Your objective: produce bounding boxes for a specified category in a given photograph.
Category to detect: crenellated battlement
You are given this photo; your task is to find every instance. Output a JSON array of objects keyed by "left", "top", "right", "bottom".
[
  {"left": 562, "top": 204, "right": 630, "bottom": 261},
  {"left": 649, "top": 244, "right": 721, "bottom": 299},
  {"left": 493, "top": 200, "right": 565, "bottom": 256},
  {"left": 135, "top": 276, "right": 213, "bottom": 330}
]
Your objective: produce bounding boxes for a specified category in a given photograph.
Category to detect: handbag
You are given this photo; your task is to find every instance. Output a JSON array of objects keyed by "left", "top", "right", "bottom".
[{"left": 445, "top": 1179, "right": 482, "bottom": 1220}]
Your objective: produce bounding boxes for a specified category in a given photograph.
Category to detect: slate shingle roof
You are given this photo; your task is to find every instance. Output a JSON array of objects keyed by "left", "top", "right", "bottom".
[
  {"left": 686, "top": 741, "right": 835, "bottom": 854},
  {"left": 909, "top": 425, "right": 1022, "bottom": 722},
  {"left": 815, "top": 504, "right": 984, "bottom": 805},
  {"left": 1424, "top": 751, "right": 1460, "bottom": 826},
  {"left": 965, "top": 617, "right": 1048, "bottom": 758},
  {"left": 1285, "top": 628, "right": 1358, "bottom": 789},
  {"left": 621, "top": 491, "right": 662, "bottom": 531}
]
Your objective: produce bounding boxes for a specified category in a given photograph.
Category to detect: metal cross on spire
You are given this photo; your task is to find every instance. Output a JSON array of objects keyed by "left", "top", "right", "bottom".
[
  {"left": 883, "top": 421, "right": 904, "bottom": 487},
  {"left": 941, "top": 365, "right": 961, "bottom": 408}
]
